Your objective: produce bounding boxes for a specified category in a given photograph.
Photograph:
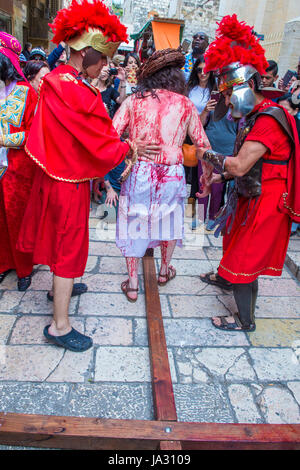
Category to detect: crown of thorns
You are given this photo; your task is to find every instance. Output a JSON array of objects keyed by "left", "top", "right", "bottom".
[{"left": 137, "top": 48, "right": 185, "bottom": 80}]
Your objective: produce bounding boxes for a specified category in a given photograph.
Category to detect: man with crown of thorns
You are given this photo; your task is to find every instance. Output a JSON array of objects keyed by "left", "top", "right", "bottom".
[
  {"left": 197, "top": 15, "right": 300, "bottom": 332},
  {"left": 17, "top": 0, "right": 160, "bottom": 352}
]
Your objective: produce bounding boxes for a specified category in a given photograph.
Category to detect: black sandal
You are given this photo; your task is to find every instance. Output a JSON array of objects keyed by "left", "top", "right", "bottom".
[
  {"left": 0, "top": 270, "right": 12, "bottom": 284},
  {"left": 200, "top": 271, "right": 233, "bottom": 291},
  {"left": 43, "top": 325, "right": 93, "bottom": 352},
  {"left": 47, "top": 283, "right": 88, "bottom": 301},
  {"left": 211, "top": 313, "right": 256, "bottom": 332},
  {"left": 17, "top": 275, "right": 32, "bottom": 292}
]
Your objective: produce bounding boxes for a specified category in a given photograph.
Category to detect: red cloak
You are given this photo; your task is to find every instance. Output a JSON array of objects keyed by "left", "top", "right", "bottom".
[
  {"left": 25, "top": 64, "right": 130, "bottom": 182},
  {"left": 218, "top": 99, "right": 299, "bottom": 284}
]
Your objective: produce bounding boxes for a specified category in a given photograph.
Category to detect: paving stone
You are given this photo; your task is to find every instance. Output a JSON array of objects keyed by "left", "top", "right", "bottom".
[
  {"left": 81, "top": 273, "right": 128, "bottom": 293},
  {"left": 288, "top": 238, "right": 300, "bottom": 252},
  {"left": 174, "top": 383, "right": 234, "bottom": 423},
  {"left": 0, "top": 271, "right": 19, "bottom": 290},
  {"left": 28, "top": 271, "right": 53, "bottom": 291},
  {"left": 66, "top": 383, "right": 153, "bottom": 420},
  {"left": 207, "top": 235, "right": 223, "bottom": 247},
  {"left": 0, "top": 383, "right": 70, "bottom": 415},
  {"left": 166, "top": 259, "right": 213, "bottom": 276},
  {"left": 249, "top": 348, "right": 300, "bottom": 381},
  {"left": 18, "top": 290, "right": 77, "bottom": 315},
  {"left": 9, "top": 316, "right": 84, "bottom": 346},
  {"left": 0, "top": 314, "right": 16, "bottom": 344},
  {"left": 258, "top": 278, "right": 300, "bottom": 297},
  {"left": 0, "top": 291, "right": 24, "bottom": 312},
  {"left": 254, "top": 296, "right": 300, "bottom": 318},
  {"left": 0, "top": 346, "right": 64, "bottom": 381},
  {"left": 85, "top": 317, "right": 132, "bottom": 346},
  {"left": 79, "top": 292, "right": 145, "bottom": 317},
  {"left": 204, "top": 247, "right": 223, "bottom": 260},
  {"left": 99, "top": 256, "right": 143, "bottom": 274},
  {"left": 94, "top": 347, "right": 177, "bottom": 383},
  {"left": 162, "top": 319, "right": 249, "bottom": 347},
  {"left": 157, "top": 275, "right": 226, "bottom": 295},
  {"left": 85, "top": 255, "right": 98, "bottom": 272},
  {"left": 10, "top": 315, "right": 51, "bottom": 345},
  {"left": 169, "top": 295, "right": 230, "bottom": 318},
  {"left": 228, "top": 384, "right": 262, "bottom": 423},
  {"left": 257, "top": 385, "right": 300, "bottom": 424},
  {"left": 287, "top": 382, "right": 300, "bottom": 406},
  {"left": 248, "top": 319, "right": 300, "bottom": 347},
  {"left": 193, "top": 348, "right": 256, "bottom": 381},
  {"left": 165, "top": 246, "right": 207, "bottom": 259},
  {"left": 46, "top": 349, "right": 94, "bottom": 383},
  {"left": 89, "top": 241, "right": 121, "bottom": 256}
]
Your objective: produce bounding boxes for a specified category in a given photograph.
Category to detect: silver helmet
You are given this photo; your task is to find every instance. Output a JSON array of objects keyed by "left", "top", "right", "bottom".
[{"left": 217, "top": 62, "right": 258, "bottom": 118}]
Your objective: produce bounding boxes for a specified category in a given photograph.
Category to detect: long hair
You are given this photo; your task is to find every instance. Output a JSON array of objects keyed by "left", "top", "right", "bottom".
[
  {"left": 0, "top": 53, "right": 23, "bottom": 83},
  {"left": 187, "top": 56, "right": 215, "bottom": 94},
  {"left": 135, "top": 66, "right": 186, "bottom": 99},
  {"left": 123, "top": 52, "right": 141, "bottom": 69},
  {"left": 23, "top": 60, "right": 49, "bottom": 82}
]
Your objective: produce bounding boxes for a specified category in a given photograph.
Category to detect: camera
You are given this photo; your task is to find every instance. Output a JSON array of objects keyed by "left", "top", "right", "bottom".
[{"left": 109, "top": 68, "right": 118, "bottom": 76}]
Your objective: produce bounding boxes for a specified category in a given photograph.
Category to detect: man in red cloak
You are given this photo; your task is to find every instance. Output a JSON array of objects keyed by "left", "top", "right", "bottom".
[
  {"left": 197, "top": 15, "right": 300, "bottom": 332},
  {"left": 18, "top": 0, "right": 159, "bottom": 352}
]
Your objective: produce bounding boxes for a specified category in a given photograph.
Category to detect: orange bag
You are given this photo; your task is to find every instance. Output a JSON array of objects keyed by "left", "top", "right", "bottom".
[{"left": 182, "top": 143, "right": 198, "bottom": 167}]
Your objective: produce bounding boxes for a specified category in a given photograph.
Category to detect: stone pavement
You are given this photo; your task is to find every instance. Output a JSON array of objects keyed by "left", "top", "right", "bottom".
[{"left": 0, "top": 200, "right": 300, "bottom": 448}]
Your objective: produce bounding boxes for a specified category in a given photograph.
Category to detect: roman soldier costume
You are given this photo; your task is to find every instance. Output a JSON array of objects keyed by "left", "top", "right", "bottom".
[{"left": 200, "top": 15, "right": 300, "bottom": 331}]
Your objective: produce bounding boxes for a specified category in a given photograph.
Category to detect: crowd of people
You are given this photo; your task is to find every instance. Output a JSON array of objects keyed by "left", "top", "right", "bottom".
[{"left": 0, "top": 0, "right": 299, "bottom": 352}]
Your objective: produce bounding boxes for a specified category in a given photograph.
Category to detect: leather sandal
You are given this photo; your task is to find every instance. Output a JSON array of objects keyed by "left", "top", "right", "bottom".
[
  {"left": 200, "top": 271, "right": 233, "bottom": 291},
  {"left": 211, "top": 313, "right": 256, "bottom": 332},
  {"left": 158, "top": 265, "right": 176, "bottom": 286},
  {"left": 121, "top": 279, "right": 138, "bottom": 303}
]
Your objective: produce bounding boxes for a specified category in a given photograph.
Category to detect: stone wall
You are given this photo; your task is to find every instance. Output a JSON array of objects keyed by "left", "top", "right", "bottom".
[
  {"left": 277, "top": 17, "right": 300, "bottom": 78},
  {"left": 123, "top": 0, "right": 220, "bottom": 42}
]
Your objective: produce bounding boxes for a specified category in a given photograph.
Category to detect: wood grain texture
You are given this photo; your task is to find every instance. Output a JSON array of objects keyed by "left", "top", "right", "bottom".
[{"left": 1, "top": 413, "right": 300, "bottom": 450}]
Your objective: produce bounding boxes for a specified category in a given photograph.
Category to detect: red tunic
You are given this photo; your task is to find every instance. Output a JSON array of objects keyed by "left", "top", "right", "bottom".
[
  {"left": 0, "top": 81, "right": 37, "bottom": 278},
  {"left": 17, "top": 65, "right": 130, "bottom": 278},
  {"left": 218, "top": 101, "right": 293, "bottom": 284}
]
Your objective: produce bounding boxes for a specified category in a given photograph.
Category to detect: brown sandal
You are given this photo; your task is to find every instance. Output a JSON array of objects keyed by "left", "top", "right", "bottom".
[
  {"left": 121, "top": 279, "right": 138, "bottom": 303},
  {"left": 158, "top": 265, "right": 176, "bottom": 286}
]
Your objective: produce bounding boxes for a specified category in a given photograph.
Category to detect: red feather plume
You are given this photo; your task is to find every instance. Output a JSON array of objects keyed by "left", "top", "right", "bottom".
[
  {"left": 49, "top": 0, "right": 128, "bottom": 45},
  {"left": 204, "top": 14, "right": 268, "bottom": 75}
]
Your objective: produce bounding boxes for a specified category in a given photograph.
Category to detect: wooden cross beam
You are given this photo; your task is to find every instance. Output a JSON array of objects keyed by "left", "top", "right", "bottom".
[{"left": 0, "top": 251, "right": 300, "bottom": 450}]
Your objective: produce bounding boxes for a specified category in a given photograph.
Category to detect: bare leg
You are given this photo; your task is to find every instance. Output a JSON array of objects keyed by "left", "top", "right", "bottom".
[
  {"left": 158, "top": 240, "right": 177, "bottom": 283},
  {"left": 48, "top": 275, "right": 73, "bottom": 336},
  {"left": 125, "top": 257, "right": 139, "bottom": 301}
]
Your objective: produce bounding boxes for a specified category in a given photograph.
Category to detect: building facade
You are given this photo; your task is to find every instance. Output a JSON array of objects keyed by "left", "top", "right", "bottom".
[
  {"left": 218, "top": 0, "right": 300, "bottom": 76},
  {"left": 123, "top": 0, "right": 221, "bottom": 42}
]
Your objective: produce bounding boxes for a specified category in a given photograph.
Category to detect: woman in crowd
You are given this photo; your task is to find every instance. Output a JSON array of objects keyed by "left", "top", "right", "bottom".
[
  {"left": 186, "top": 56, "right": 215, "bottom": 228},
  {"left": 92, "top": 63, "right": 127, "bottom": 118},
  {"left": 0, "top": 32, "right": 38, "bottom": 290},
  {"left": 21, "top": 42, "right": 32, "bottom": 61},
  {"left": 23, "top": 60, "right": 50, "bottom": 92},
  {"left": 113, "top": 48, "right": 210, "bottom": 302},
  {"left": 197, "top": 95, "right": 239, "bottom": 230},
  {"left": 29, "top": 47, "right": 47, "bottom": 62},
  {"left": 123, "top": 52, "right": 141, "bottom": 96}
]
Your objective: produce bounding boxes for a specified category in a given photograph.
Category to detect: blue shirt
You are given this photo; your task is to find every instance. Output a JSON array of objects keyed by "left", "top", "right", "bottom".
[
  {"left": 182, "top": 53, "right": 196, "bottom": 81},
  {"left": 205, "top": 111, "right": 238, "bottom": 155},
  {"left": 104, "top": 161, "right": 126, "bottom": 192}
]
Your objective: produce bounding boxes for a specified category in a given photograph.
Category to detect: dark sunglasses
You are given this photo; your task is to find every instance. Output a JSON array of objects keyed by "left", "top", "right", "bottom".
[{"left": 197, "top": 67, "right": 204, "bottom": 73}]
